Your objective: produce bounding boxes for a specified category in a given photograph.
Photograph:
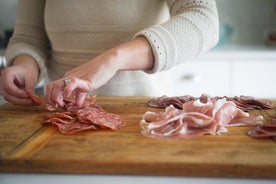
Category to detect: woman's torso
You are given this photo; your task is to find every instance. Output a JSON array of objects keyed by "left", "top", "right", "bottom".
[{"left": 44, "top": 0, "right": 171, "bottom": 96}]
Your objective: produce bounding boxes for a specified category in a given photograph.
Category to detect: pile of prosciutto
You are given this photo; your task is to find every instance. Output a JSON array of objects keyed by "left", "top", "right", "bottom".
[
  {"left": 141, "top": 94, "right": 274, "bottom": 139},
  {"left": 42, "top": 96, "right": 126, "bottom": 134}
]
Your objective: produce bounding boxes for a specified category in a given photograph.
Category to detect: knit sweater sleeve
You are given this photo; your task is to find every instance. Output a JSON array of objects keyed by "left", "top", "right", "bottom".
[
  {"left": 4, "top": 0, "right": 50, "bottom": 82},
  {"left": 135, "top": 0, "right": 219, "bottom": 74}
]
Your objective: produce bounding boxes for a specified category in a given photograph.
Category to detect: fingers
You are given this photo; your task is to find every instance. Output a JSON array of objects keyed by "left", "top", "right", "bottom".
[
  {"left": 76, "top": 92, "right": 87, "bottom": 107},
  {"left": 45, "top": 79, "right": 65, "bottom": 110},
  {"left": 1, "top": 85, "right": 27, "bottom": 99},
  {"left": 0, "top": 69, "right": 28, "bottom": 98},
  {"left": 2, "top": 93, "right": 35, "bottom": 106},
  {"left": 63, "top": 78, "right": 90, "bottom": 98},
  {"left": 64, "top": 78, "right": 90, "bottom": 107},
  {"left": 1, "top": 83, "right": 41, "bottom": 106},
  {"left": 0, "top": 58, "right": 40, "bottom": 106},
  {"left": 45, "top": 78, "right": 90, "bottom": 110},
  {"left": 0, "top": 88, "right": 37, "bottom": 106},
  {"left": 0, "top": 69, "right": 33, "bottom": 106}
]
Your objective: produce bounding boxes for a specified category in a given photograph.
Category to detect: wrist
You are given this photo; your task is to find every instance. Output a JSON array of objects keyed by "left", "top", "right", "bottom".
[
  {"left": 13, "top": 55, "right": 40, "bottom": 79},
  {"left": 104, "top": 47, "right": 124, "bottom": 72}
]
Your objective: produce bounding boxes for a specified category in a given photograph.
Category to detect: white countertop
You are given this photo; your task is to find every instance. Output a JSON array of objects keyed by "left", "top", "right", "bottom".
[{"left": 1, "top": 174, "right": 276, "bottom": 184}]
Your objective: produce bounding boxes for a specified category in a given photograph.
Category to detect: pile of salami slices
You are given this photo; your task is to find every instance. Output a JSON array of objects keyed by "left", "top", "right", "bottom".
[{"left": 42, "top": 96, "right": 126, "bottom": 134}]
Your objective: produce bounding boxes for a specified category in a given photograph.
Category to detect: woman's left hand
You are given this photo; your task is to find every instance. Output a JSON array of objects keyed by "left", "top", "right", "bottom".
[
  {"left": 45, "top": 50, "right": 120, "bottom": 110},
  {"left": 45, "top": 37, "right": 154, "bottom": 110}
]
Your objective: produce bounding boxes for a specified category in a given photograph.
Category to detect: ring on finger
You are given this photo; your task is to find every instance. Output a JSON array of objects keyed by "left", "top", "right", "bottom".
[{"left": 63, "top": 79, "right": 71, "bottom": 87}]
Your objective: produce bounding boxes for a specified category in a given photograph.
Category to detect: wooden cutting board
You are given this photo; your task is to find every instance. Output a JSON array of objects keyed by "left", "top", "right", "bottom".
[{"left": 0, "top": 96, "right": 276, "bottom": 178}]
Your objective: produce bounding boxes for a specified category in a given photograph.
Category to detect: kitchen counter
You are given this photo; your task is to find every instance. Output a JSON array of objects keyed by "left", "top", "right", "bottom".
[
  {"left": 1, "top": 96, "right": 276, "bottom": 183},
  {"left": 1, "top": 174, "right": 275, "bottom": 184}
]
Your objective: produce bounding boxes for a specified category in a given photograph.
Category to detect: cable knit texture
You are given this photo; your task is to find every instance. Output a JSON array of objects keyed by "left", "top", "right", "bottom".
[{"left": 5, "top": 0, "right": 219, "bottom": 96}]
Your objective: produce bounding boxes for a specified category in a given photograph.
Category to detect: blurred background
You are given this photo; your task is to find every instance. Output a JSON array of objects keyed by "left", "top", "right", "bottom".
[
  {"left": 0, "top": 0, "right": 17, "bottom": 49},
  {"left": 215, "top": 0, "right": 276, "bottom": 49}
]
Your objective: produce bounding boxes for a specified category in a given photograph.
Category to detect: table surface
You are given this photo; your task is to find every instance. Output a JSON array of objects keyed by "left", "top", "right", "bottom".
[{"left": 0, "top": 96, "right": 276, "bottom": 179}]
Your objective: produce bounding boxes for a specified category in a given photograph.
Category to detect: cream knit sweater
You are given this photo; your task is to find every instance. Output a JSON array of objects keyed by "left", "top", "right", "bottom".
[{"left": 5, "top": 0, "right": 219, "bottom": 96}]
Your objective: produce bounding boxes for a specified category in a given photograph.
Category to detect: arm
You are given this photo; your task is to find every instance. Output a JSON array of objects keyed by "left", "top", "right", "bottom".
[
  {"left": 45, "top": 0, "right": 219, "bottom": 109},
  {"left": 0, "top": 0, "right": 50, "bottom": 105},
  {"left": 5, "top": 0, "right": 49, "bottom": 80},
  {"left": 45, "top": 36, "right": 154, "bottom": 109},
  {"left": 135, "top": 0, "right": 219, "bottom": 73}
]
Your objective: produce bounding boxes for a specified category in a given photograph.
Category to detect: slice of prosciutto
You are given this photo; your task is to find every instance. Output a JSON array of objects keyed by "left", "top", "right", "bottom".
[{"left": 141, "top": 98, "right": 263, "bottom": 139}]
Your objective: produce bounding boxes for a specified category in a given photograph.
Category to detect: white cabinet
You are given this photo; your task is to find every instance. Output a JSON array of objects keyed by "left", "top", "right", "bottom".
[
  {"left": 170, "top": 51, "right": 276, "bottom": 99},
  {"left": 170, "top": 59, "right": 232, "bottom": 97},
  {"left": 232, "top": 59, "right": 276, "bottom": 99}
]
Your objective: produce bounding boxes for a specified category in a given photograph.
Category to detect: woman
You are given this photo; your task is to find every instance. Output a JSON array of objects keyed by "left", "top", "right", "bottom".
[{"left": 0, "top": 0, "right": 219, "bottom": 110}]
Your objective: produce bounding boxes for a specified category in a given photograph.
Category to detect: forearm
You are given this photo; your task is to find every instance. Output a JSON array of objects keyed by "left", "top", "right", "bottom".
[
  {"left": 109, "top": 36, "right": 155, "bottom": 72},
  {"left": 4, "top": 0, "right": 49, "bottom": 82}
]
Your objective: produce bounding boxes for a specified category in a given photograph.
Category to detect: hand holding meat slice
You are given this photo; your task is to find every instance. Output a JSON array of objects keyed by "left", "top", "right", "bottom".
[
  {"left": 0, "top": 55, "right": 40, "bottom": 106},
  {"left": 141, "top": 98, "right": 263, "bottom": 139}
]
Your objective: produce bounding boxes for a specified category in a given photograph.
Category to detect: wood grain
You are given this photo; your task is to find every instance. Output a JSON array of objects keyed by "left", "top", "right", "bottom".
[{"left": 0, "top": 96, "right": 276, "bottom": 178}]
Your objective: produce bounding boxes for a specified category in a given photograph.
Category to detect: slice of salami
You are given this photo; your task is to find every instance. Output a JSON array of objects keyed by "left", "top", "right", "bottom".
[
  {"left": 26, "top": 90, "right": 43, "bottom": 105},
  {"left": 76, "top": 105, "right": 126, "bottom": 130},
  {"left": 43, "top": 96, "right": 126, "bottom": 134},
  {"left": 247, "top": 116, "right": 276, "bottom": 140}
]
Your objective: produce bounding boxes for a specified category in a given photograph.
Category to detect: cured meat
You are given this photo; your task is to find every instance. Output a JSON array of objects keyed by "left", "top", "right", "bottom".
[
  {"left": 26, "top": 90, "right": 43, "bottom": 105},
  {"left": 43, "top": 96, "right": 126, "bottom": 134},
  {"left": 75, "top": 105, "right": 126, "bottom": 130},
  {"left": 148, "top": 94, "right": 273, "bottom": 112},
  {"left": 248, "top": 116, "right": 276, "bottom": 140},
  {"left": 148, "top": 95, "right": 196, "bottom": 109},
  {"left": 227, "top": 96, "right": 274, "bottom": 111},
  {"left": 141, "top": 98, "right": 263, "bottom": 139}
]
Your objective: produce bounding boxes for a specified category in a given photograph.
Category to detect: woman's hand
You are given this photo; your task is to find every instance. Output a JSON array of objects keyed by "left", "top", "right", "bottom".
[
  {"left": 0, "top": 55, "right": 40, "bottom": 106},
  {"left": 45, "top": 49, "right": 120, "bottom": 109},
  {"left": 45, "top": 37, "right": 154, "bottom": 110}
]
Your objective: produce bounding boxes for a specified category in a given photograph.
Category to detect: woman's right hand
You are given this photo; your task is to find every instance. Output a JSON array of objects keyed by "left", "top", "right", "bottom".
[{"left": 0, "top": 55, "right": 40, "bottom": 106}]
